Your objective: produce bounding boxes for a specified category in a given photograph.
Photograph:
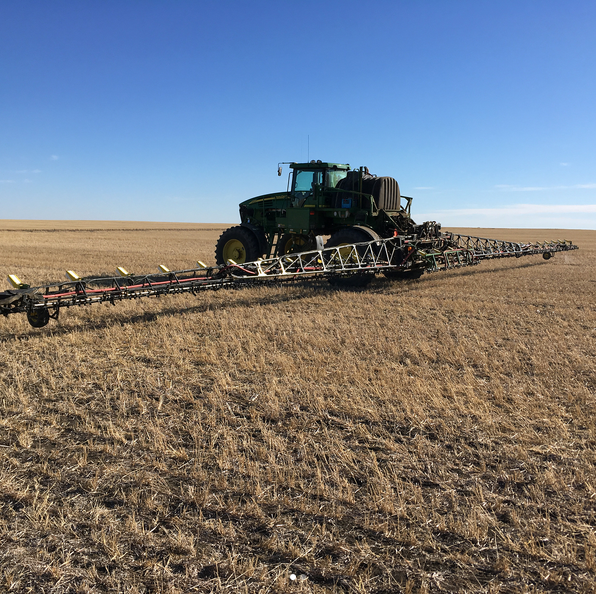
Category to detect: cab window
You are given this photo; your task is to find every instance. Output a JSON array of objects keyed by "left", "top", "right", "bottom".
[{"left": 293, "top": 169, "right": 323, "bottom": 195}]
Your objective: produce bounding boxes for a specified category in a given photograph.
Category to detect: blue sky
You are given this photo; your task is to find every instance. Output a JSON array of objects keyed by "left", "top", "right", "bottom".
[{"left": 1, "top": 0, "right": 595, "bottom": 228}]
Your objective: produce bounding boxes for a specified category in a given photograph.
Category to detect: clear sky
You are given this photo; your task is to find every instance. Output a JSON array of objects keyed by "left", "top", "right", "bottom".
[{"left": 1, "top": 0, "right": 595, "bottom": 228}]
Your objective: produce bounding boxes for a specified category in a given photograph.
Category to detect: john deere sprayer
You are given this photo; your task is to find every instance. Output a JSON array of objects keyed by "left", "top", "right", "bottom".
[
  {"left": 215, "top": 160, "right": 441, "bottom": 278},
  {"left": 1, "top": 160, "right": 578, "bottom": 327}
]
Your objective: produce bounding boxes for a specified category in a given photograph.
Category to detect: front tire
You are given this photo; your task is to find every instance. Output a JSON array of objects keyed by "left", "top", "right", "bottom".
[{"left": 215, "top": 226, "right": 261, "bottom": 266}]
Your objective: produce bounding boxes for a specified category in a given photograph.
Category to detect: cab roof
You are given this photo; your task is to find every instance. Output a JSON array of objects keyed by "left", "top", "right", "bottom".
[{"left": 290, "top": 161, "right": 350, "bottom": 170}]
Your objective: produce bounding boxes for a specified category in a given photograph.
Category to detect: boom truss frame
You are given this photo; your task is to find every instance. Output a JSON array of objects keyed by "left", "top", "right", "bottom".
[{"left": 0, "top": 233, "right": 578, "bottom": 327}]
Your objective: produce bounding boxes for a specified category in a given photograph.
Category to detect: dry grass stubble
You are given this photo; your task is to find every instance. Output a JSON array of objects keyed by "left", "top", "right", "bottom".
[{"left": 0, "top": 223, "right": 595, "bottom": 593}]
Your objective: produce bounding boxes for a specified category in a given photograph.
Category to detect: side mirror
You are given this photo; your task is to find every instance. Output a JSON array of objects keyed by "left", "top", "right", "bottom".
[{"left": 277, "top": 166, "right": 282, "bottom": 176}]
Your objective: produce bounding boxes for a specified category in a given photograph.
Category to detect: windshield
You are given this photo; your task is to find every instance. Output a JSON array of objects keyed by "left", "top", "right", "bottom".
[{"left": 293, "top": 168, "right": 348, "bottom": 194}]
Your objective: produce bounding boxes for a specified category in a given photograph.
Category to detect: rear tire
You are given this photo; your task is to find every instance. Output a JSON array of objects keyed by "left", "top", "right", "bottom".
[
  {"left": 277, "top": 234, "right": 313, "bottom": 255},
  {"left": 215, "top": 226, "right": 261, "bottom": 266},
  {"left": 325, "top": 227, "right": 377, "bottom": 288}
]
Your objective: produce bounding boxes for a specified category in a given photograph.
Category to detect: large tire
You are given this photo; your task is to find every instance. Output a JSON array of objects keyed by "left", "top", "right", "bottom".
[
  {"left": 325, "top": 227, "right": 377, "bottom": 288},
  {"left": 277, "top": 233, "right": 313, "bottom": 256},
  {"left": 215, "top": 226, "right": 262, "bottom": 266}
]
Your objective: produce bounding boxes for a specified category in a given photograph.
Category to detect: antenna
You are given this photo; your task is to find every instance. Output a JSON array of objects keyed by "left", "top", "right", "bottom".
[{"left": 308, "top": 135, "right": 309, "bottom": 162}]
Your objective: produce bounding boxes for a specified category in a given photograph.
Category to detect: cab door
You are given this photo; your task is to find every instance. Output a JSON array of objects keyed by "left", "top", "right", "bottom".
[{"left": 291, "top": 169, "right": 323, "bottom": 207}]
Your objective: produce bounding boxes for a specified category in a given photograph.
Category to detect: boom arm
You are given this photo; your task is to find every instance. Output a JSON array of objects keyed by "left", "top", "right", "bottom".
[{"left": 0, "top": 234, "right": 579, "bottom": 328}]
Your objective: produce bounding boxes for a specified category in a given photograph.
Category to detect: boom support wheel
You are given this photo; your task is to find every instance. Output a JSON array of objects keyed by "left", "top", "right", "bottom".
[{"left": 27, "top": 308, "right": 50, "bottom": 328}]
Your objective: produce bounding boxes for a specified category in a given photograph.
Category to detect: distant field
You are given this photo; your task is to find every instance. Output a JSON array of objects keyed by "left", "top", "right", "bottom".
[
  {"left": 0, "top": 219, "right": 231, "bottom": 230},
  {"left": 0, "top": 222, "right": 595, "bottom": 593}
]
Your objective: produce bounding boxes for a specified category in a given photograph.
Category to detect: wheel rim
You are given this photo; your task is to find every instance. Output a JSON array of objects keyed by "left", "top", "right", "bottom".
[
  {"left": 222, "top": 239, "right": 247, "bottom": 263},
  {"left": 335, "top": 242, "right": 358, "bottom": 262},
  {"left": 283, "top": 235, "right": 309, "bottom": 254}
]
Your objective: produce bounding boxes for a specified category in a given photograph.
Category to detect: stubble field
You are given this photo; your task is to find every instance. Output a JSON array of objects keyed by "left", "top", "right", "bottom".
[{"left": 0, "top": 221, "right": 594, "bottom": 593}]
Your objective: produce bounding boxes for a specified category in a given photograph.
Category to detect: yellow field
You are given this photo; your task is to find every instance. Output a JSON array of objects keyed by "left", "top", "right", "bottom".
[{"left": 0, "top": 222, "right": 595, "bottom": 593}]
